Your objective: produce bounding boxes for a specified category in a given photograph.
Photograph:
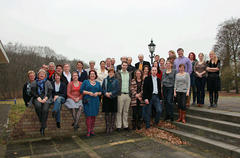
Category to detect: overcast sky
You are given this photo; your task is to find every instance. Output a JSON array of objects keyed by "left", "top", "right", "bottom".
[{"left": 1, "top": 0, "right": 239, "bottom": 66}]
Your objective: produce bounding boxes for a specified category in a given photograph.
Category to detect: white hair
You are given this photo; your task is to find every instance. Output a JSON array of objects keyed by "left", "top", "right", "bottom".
[{"left": 49, "top": 62, "right": 55, "bottom": 66}]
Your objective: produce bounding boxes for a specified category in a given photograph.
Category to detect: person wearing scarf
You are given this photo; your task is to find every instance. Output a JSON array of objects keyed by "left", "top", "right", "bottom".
[
  {"left": 31, "top": 69, "right": 53, "bottom": 136},
  {"left": 47, "top": 62, "right": 56, "bottom": 81},
  {"left": 102, "top": 68, "right": 119, "bottom": 134}
]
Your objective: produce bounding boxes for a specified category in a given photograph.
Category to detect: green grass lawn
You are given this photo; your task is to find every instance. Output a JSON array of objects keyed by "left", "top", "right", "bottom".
[{"left": 0, "top": 99, "right": 26, "bottom": 129}]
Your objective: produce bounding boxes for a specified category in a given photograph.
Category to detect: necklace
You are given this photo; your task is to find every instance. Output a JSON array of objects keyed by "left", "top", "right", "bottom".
[{"left": 90, "top": 80, "right": 96, "bottom": 85}]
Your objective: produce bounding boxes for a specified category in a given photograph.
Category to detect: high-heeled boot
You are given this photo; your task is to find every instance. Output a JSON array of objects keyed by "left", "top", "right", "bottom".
[{"left": 176, "top": 109, "right": 182, "bottom": 122}]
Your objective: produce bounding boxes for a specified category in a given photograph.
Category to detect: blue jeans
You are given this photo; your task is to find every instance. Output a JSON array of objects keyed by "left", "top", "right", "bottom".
[
  {"left": 52, "top": 96, "right": 65, "bottom": 123},
  {"left": 163, "top": 86, "right": 174, "bottom": 119},
  {"left": 196, "top": 77, "right": 206, "bottom": 104},
  {"left": 142, "top": 95, "right": 162, "bottom": 129}
]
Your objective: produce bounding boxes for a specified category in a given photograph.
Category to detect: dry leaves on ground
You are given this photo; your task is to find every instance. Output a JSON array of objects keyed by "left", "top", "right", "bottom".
[{"left": 136, "top": 121, "right": 188, "bottom": 145}]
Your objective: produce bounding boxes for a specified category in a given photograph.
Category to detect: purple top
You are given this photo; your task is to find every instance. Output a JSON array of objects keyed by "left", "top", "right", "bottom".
[{"left": 174, "top": 56, "right": 192, "bottom": 74}]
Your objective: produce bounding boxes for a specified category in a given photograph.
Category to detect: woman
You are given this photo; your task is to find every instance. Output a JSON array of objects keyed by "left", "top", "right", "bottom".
[
  {"left": 130, "top": 69, "right": 145, "bottom": 130},
  {"left": 64, "top": 71, "right": 83, "bottom": 130},
  {"left": 159, "top": 58, "right": 166, "bottom": 71},
  {"left": 206, "top": 51, "right": 221, "bottom": 107},
  {"left": 194, "top": 53, "right": 207, "bottom": 107},
  {"left": 102, "top": 68, "right": 119, "bottom": 134},
  {"left": 162, "top": 60, "right": 176, "bottom": 121},
  {"left": 31, "top": 69, "right": 53, "bottom": 136},
  {"left": 188, "top": 52, "right": 198, "bottom": 106},
  {"left": 153, "top": 61, "right": 162, "bottom": 80},
  {"left": 23, "top": 70, "right": 35, "bottom": 107},
  {"left": 168, "top": 50, "right": 176, "bottom": 58},
  {"left": 174, "top": 64, "right": 190, "bottom": 123},
  {"left": 80, "top": 70, "right": 102, "bottom": 137},
  {"left": 143, "top": 65, "right": 150, "bottom": 80},
  {"left": 52, "top": 72, "right": 67, "bottom": 128},
  {"left": 96, "top": 61, "right": 108, "bottom": 85}
]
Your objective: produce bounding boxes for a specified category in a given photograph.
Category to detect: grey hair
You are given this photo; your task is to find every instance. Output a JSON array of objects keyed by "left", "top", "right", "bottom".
[
  {"left": 49, "top": 62, "right": 55, "bottom": 66},
  {"left": 38, "top": 69, "right": 46, "bottom": 75}
]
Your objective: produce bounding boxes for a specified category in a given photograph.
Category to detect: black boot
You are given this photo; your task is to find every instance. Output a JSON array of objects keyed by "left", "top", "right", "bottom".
[
  {"left": 214, "top": 91, "right": 218, "bottom": 107},
  {"left": 132, "top": 120, "right": 136, "bottom": 130},
  {"left": 105, "top": 113, "right": 110, "bottom": 134},
  {"left": 137, "top": 119, "right": 142, "bottom": 130},
  {"left": 164, "top": 115, "right": 169, "bottom": 121},
  {"left": 57, "top": 122, "right": 61, "bottom": 128},
  {"left": 209, "top": 91, "right": 213, "bottom": 107},
  {"left": 40, "top": 128, "right": 45, "bottom": 136}
]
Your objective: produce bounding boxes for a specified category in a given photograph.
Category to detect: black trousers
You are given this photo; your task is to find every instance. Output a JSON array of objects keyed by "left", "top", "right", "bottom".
[
  {"left": 132, "top": 101, "right": 143, "bottom": 122},
  {"left": 176, "top": 92, "right": 187, "bottom": 111},
  {"left": 33, "top": 99, "right": 50, "bottom": 128},
  {"left": 196, "top": 77, "right": 206, "bottom": 104},
  {"left": 163, "top": 86, "right": 174, "bottom": 118}
]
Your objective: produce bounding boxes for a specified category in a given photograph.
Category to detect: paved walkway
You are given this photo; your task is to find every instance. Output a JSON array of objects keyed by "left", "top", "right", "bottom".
[
  {"left": 191, "top": 96, "right": 240, "bottom": 112},
  {"left": 5, "top": 131, "right": 209, "bottom": 158},
  {"left": 0, "top": 104, "right": 10, "bottom": 135}
]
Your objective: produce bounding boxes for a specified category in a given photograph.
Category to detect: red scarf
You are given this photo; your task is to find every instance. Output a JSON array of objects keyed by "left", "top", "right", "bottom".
[{"left": 48, "top": 70, "right": 55, "bottom": 79}]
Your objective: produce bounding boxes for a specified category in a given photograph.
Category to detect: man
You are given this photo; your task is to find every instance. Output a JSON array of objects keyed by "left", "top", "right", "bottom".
[
  {"left": 142, "top": 67, "right": 162, "bottom": 129},
  {"left": 135, "top": 54, "right": 151, "bottom": 71},
  {"left": 127, "top": 57, "right": 135, "bottom": 73},
  {"left": 76, "top": 61, "right": 88, "bottom": 82},
  {"left": 154, "top": 55, "right": 160, "bottom": 63},
  {"left": 111, "top": 58, "right": 117, "bottom": 71},
  {"left": 47, "top": 62, "right": 56, "bottom": 81},
  {"left": 105, "top": 58, "right": 112, "bottom": 70},
  {"left": 115, "top": 61, "right": 132, "bottom": 131},
  {"left": 85, "top": 60, "right": 96, "bottom": 74},
  {"left": 174, "top": 48, "right": 192, "bottom": 74},
  {"left": 116, "top": 56, "right": 127, "bottom": 72},
  {"left": 41, "top": 64, "right": 49, "bottom": 72}
]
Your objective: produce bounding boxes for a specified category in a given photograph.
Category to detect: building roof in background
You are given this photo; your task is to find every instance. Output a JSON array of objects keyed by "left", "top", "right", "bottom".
[{"left": 0, "top": 40, "right": 9, "bottom": 64}]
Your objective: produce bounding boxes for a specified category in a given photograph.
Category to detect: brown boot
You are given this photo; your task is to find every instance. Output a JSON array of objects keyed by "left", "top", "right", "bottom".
[
  {"left": 176, "top": 109, "right": 182, "bottom": 122},
  {"left": 186, "top": 96, "right": 190, "bottom": 108},
  {"left": 182, "top": 111, "right": 186, "bottom": 123}
]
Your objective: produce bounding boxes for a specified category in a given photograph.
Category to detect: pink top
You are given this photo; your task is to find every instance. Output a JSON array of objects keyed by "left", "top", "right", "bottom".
[{"left": 67, "top": 81, "right": 83, "bottom": 100}]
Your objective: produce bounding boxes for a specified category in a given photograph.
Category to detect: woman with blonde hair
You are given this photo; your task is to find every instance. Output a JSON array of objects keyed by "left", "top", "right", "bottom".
[
  {"left": 194, "top": 53, "right": 207, "bottom": 107},
  {"left": 31, "top": 69, "right": 53, "bottom": 136},
  {"left": 206, "top": 51, "right": 221, "bottom": 107}
]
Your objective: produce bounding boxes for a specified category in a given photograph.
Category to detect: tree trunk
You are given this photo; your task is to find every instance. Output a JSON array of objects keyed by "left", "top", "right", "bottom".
[{"left": 234, "top": 61, "right": 239, "bottom": 94}]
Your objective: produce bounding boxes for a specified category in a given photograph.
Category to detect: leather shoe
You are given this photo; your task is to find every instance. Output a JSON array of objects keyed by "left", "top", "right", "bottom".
[
  {"left": 40, "top": 128, "right": 45, "bottom": 136},
  {"left": 116, "top": 128, "right": 121, "bottom": 132},
  {"left": 57, "top": 122, "right": 61, "bottom": 128}
]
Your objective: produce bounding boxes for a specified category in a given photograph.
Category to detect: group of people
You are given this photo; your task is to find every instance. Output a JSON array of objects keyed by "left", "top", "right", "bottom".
[{"left": 23, "top": 48, "right": 221, "bottom": 137}]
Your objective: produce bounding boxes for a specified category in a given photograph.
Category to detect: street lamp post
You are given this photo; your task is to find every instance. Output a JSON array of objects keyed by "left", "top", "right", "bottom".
[{"left": 148, "top": 39, "right": 156, "bottom": 65}]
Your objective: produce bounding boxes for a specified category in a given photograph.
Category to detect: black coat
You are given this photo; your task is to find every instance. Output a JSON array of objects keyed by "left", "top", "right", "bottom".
[
  {"left": 135, "top": 61, "right": 151, "bottom": 70},
  {"left": 116, "top": 65, "right": 122, "bottom": 72},
  {"left": 61, "top": 72, "right": 72, "bottom": 85},
  {"left": 77, "top": 70, "right": 88, "bottom": 82},
  {"left": 51, "top": 81, "right": 67, "bottom": 99},
  {"left": 143, "top": 76, "right": 162, "bottom": 101}
]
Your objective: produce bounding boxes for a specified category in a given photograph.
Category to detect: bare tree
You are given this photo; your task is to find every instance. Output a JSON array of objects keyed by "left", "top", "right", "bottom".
[{"left": 214, "top": 18, "right": 240, "bottom": 93}]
